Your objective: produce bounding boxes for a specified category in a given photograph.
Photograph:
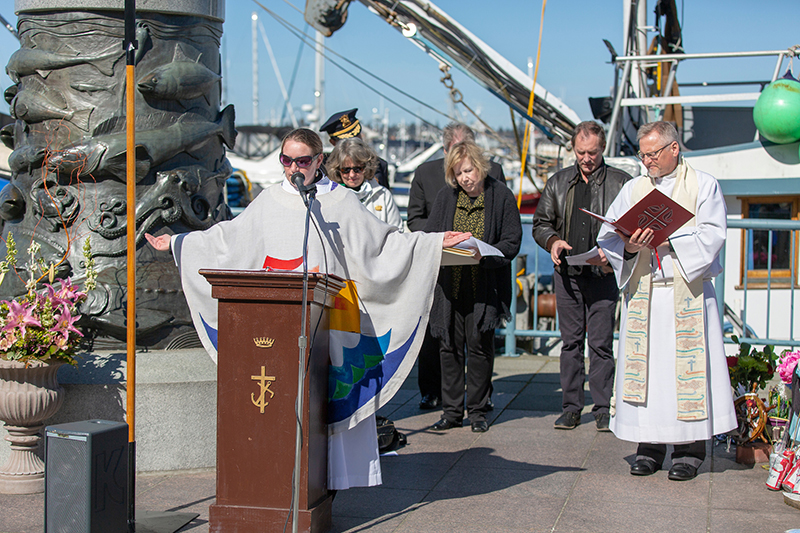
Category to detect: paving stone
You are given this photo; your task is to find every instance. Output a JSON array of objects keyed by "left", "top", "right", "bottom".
[{"left": 3, "top": 354, "right": 799, "bottom": 533}]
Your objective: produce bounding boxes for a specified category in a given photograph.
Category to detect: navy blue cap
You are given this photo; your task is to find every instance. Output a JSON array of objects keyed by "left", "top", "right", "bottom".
[{"left": 320, "top": 108, "right": 361, "bottom": 139}]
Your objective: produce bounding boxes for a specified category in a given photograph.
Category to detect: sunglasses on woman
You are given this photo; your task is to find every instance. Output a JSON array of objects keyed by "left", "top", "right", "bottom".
[
  {"left": 279, "top": 153, "right": 320, "bottom": 168},
  {"left": 339, "top": 166, "right": 365, "bottom": 175}
]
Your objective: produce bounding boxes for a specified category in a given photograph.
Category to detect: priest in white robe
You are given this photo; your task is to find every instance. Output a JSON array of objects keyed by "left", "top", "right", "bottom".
[
  {"left": 146, "top": 128, "right": 469, "bottom": 490},
  {"left": 596, "top": 121, "right": 736, "bottom": 481}
]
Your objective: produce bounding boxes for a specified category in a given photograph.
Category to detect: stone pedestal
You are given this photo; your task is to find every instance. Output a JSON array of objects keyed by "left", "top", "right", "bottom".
[{"left": 0, "top": 360, "right": 65, "bottom": 494}]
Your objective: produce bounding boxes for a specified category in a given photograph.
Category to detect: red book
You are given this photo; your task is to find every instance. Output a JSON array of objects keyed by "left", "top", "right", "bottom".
[{"left": 580, "top": 188, "right": 694, "bottom": 246}]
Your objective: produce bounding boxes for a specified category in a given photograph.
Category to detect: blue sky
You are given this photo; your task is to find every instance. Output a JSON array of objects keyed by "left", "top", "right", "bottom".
[{"left": 0, "top": 1, "right": 797, "bottom": 131}]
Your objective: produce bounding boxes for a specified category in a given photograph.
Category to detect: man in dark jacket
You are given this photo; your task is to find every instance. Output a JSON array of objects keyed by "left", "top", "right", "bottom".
[
  {"left": 532, "top": 121, "right": 632, "bottom": 431},
  {"left": 407, "top": 123, "right": 505, "bottom": 410}
]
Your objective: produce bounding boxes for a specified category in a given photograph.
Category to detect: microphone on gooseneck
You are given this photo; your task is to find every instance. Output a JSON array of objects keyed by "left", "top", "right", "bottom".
[{"left": 291, "top": 172, "right": 317, "bottom": 206}]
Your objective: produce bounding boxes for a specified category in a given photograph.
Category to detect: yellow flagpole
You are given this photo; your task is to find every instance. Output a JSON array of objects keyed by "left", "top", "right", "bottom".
[
  {"left": 518, "top": 0, "right": 547, "bottom": 209},
  {"left": 125, "top": 67, "right": 136, "bottom": 442},
  {"left": 124, "top": 1, "right": 137, "bottom": 529}
]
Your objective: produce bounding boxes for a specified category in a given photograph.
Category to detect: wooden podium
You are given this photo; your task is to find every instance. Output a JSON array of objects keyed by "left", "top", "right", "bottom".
[{"left": 200, "top": 270, "right": 342, "bottom": 533}]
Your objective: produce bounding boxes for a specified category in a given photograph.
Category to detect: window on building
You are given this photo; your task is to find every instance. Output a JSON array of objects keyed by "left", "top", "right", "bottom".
[{"left": 739, "top": 196, "right": 799, "bottom": 288}]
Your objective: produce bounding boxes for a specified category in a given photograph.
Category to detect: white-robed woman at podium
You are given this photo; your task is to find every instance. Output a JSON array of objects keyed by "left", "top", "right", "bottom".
[{"left": 146, "top": 128, "right": 469, "bottom": 490}]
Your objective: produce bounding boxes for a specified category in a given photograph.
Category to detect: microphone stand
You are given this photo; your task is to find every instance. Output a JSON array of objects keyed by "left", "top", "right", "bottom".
[{"left": 292, "top": 177, "right": 316, "bottom": 533}]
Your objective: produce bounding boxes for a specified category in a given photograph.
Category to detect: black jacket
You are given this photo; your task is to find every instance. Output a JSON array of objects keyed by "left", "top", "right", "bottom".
[
  {"left": 407, "top": 158, "right": 505, "bottom": 232},
  {"left": 425, "top": 177, "right": 522, "bottom": 344},
  {"left": 532, "top": 160, "right": 631, "bottom": 274},
  {"left": 373, "top": 157, "right": 390, "bottom": 189}
]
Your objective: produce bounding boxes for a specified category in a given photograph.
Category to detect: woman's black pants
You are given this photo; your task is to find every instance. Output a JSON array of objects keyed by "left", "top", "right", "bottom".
[{"left": 438, "top": 305, "right": 494, "bottom": 424}]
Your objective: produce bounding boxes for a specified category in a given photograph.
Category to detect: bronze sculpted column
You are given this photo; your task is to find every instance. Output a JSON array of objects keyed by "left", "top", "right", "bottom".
[{"left": 1, "top": 0, "right": 234, "bottom": 347}]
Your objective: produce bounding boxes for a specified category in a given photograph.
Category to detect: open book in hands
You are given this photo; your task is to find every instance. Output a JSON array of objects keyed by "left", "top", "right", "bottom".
[
  {"left": 442, "top": 237, "right": 503, "bottom": 266},
  {"left": 579, "top": 188, "right": 693, "bottom": 247}
]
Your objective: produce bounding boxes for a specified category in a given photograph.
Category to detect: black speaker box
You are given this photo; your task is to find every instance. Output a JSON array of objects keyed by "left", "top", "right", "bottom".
[{"left": 44, "top": 420, "right": 129, "bottom": 533}]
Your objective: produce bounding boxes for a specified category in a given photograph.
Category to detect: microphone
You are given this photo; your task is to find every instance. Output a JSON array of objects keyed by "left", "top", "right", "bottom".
[{"left": 291, "top": 172, "right": 317, "bottom": 206}]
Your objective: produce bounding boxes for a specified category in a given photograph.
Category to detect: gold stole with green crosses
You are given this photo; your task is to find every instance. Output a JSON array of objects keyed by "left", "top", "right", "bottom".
[{"left": 621, "top": 158, "right": 708, "bottom": 421}]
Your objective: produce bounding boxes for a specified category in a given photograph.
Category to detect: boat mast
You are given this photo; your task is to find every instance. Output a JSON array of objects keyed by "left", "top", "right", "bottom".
[
  {"left": 314, "top": 31, "right": 325, "bottom": 131},
  {"left": 252, "top": 12, "right": 259, "bottom": 124}
]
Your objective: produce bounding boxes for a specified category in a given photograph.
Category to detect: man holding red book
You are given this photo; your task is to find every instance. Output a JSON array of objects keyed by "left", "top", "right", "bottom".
[{"left": 597, "top": 121, "right": 736, "bottom": 481}]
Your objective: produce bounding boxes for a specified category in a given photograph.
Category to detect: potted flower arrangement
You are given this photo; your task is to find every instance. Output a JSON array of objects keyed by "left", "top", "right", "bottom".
[
  {"left": 0, "top": 234, "right": 96, "bottom": 494},
  {"left": 769, "top": 349, "right": 800, "bottom": 439},
  {"left": 727, "top": 335, "right": 779, "bottom": 463},
  {"left": 727, "top": 335, "right": 777, "bottom": 397}
]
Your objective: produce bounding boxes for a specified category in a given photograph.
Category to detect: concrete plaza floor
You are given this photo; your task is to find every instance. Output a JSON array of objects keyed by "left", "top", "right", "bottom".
[{"left": 2, "top": 354, "right": 799, "bottom": 533}]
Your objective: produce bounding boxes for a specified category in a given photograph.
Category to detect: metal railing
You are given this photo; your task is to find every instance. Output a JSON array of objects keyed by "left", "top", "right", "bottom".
[
  {"left": 232, "top": 207, "right": 799, "bottom": 354},
  {"left": 499, "top": 215, "right": 800, "bottom": 356},
  {"left": 604, "top": 46, "right": 798, "bottom": 156}
]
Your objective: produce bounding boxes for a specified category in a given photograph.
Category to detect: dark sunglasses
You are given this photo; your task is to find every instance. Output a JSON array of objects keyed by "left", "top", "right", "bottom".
[
  {"left": 339, "top": 166, "right": 365, "bottom": 175},
  {"left": 279, "top": 153, "right": 319, "bottom": 168}
]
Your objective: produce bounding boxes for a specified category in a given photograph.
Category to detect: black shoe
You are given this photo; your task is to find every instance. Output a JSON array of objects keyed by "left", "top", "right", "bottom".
[
  {"left": 595, "top": 413, "right": 611, "bottom": 432},
  {"left": 554, "top": 411, "right": 581, "bottom": 429},
  {"left": 432, "top": 418, "right": 461, "bottom": 431},
  {"left": 419, "top": 395, "right": 441, "bottom": 410},
  {"left": 630, "top": 459, "right": 659, "bottom": 476},
  {"left": 668, "top": 463, "right": 698, "bottom": 481},
  {"left": 471, "top": 420, "right": 489, "bottom": 433}
]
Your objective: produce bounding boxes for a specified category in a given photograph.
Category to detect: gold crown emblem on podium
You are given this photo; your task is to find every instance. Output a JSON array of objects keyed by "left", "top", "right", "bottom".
[{"left": 253, "top": 337, "right": 275, "bottom": 348}]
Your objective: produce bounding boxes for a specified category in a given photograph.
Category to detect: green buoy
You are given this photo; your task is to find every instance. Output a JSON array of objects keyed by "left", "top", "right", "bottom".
[{"left": 754, "top": 76, "right": 800, "bottom": 144}]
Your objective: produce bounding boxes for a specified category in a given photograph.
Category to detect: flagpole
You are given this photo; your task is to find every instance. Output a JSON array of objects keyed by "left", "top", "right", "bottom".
[{"left": 123, "top": 1, "right": 137, "bottom": 530}]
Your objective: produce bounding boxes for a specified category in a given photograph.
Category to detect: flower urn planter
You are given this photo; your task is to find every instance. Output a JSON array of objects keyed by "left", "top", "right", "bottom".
[{"left": 0, "top": 359, "right": 65, "bottom": 494}]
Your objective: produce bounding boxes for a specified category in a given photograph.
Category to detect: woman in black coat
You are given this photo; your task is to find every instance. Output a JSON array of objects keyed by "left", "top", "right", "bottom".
[{"left": 425, "top": 141, "right": 522, "bottom": 432}]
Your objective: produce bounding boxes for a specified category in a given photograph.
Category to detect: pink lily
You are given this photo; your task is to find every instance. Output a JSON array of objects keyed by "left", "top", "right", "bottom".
[
  {"left": 52, "top": 307, "right": 83, "bottom": 340},
  {"left": 43, "top": 285, "right": 67, "bottom": 311},
  {"left": 3, "top": 300, "right": 41, "bottom": 337},
  {"left": 55, "top": 278, "right": 86, "bottom": 303}
]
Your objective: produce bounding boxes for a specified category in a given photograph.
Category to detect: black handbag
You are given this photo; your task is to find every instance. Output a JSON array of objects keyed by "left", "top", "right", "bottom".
[{"left": 376, "top": 416, "right": 407, "bottom": 452}]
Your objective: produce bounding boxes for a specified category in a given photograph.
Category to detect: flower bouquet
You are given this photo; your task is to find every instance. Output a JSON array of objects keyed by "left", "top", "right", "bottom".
[
  {"left": 777, "top": 349, "right": 800, "bottom": 386},
  {"left": 769, "top": 349, "right": 800, "bottom": 439},
  {"left": 0, "top": 234, "right": 96, "bottom": 365}
]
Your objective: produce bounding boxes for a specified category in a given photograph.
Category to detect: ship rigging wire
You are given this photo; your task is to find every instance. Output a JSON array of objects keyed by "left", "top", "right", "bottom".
[
  {"left": 253, "top": 0, "right": 453, "bottom": 129},
  {"left": 358, "top": 0, "right": 576, "bottom": 144},
  {"left": 254, "top": 0, "right": 544, "bottom": 170}
]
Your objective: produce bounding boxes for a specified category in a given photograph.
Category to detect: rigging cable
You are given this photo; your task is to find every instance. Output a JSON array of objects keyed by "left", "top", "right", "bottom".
[
  {"left": 280, "top": 23, "right": 308, "bottom": 125},
  {"left": 369, "top": 0, "right": 548, "bottom": 173},
  {"left": 252, "top": 0, "right": 454, "bottom": 129},
  {"left": 438, "top": 64, "right": 536, "bottom": 174},
  {"left": 362, "top": 0, "right": 575, "bottom": 143}
]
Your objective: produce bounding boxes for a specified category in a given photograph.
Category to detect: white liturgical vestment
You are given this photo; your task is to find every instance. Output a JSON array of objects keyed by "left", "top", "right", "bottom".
[{"left": 597, "top": 165, "right": 736, "bottom": 443}]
